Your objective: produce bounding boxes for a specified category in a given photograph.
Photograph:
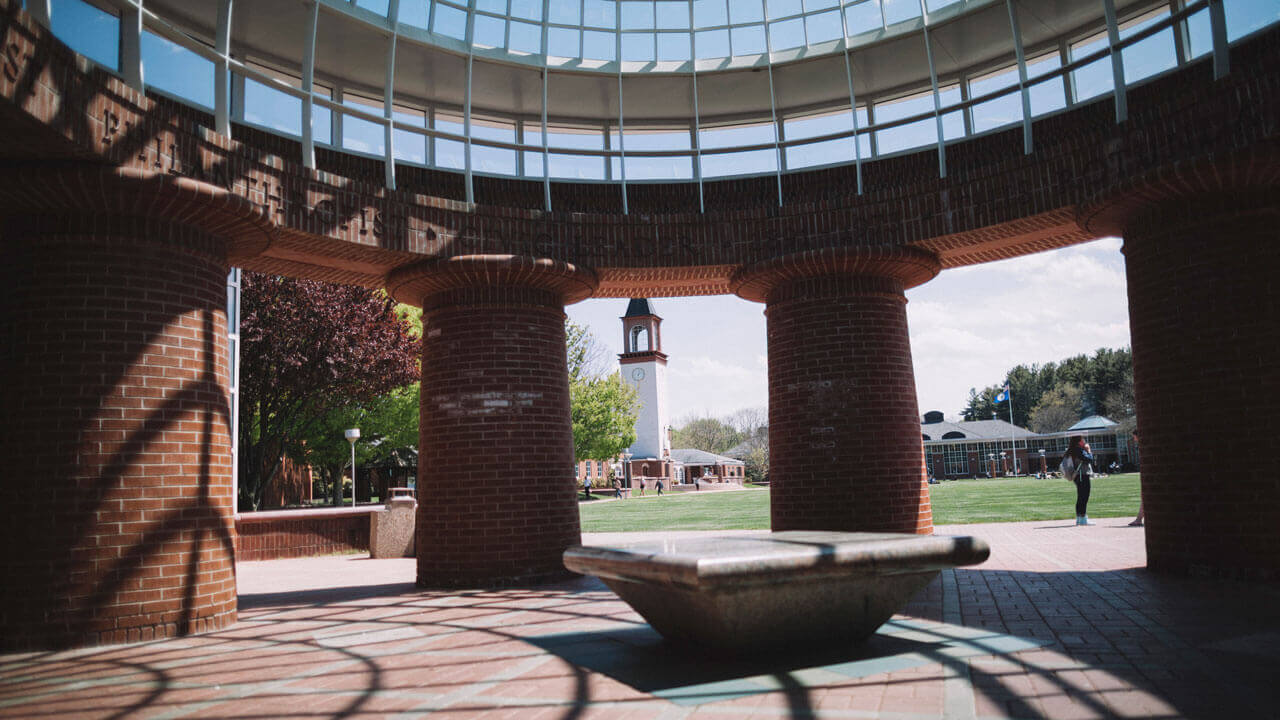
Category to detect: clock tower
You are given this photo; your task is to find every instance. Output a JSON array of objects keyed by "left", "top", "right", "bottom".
[{"left": 619, "top": 298, "right": 670, "bottom": 473}]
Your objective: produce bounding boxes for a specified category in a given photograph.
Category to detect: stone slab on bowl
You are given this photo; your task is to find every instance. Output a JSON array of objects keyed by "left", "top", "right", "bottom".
[{"left": 564, "top": 531, "right": 990, "bottom": 654}]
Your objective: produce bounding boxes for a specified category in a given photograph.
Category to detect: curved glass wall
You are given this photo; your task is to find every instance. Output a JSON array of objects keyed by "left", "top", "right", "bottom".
[{"left": 35, "top": 0, "right": 1280, "bottom": 211}]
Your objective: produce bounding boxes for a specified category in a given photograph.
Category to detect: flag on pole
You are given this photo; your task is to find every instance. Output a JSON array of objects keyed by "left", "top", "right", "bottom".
[{"left": 995, "top": 384, "right": 1010, "bottom": 403}]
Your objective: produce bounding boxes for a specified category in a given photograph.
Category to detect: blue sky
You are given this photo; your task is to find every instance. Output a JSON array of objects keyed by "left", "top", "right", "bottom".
[{"left": 568, "top": 237, "right": 1129, "bottom": 422}]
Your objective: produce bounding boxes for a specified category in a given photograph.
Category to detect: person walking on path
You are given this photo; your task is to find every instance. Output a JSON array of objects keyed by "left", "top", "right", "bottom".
[
  {"left": 1066, "top": 435, "right": 1095, "bottom": 525},
  {"left": 613, "top": 477, "right": 622, "bottom": 499},
  {"left": 1128, "top": 431, "right": 1145, "bottom": 526},
  {"left": 656, "top": 478, "right": 664, "bottom": 495},
  {"left": 638, "top": 478, "right": 646, "bottom": 496}
]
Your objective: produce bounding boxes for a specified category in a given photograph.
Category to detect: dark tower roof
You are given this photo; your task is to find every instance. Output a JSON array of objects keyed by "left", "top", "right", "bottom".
[{"left": 624, "top": 298, "right": 658, "bottom": 318}]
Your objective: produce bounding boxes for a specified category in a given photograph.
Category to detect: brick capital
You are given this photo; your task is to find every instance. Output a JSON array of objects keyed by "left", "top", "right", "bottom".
[{"left": 730, "top": 247, "right": 941, "bottom": 303}]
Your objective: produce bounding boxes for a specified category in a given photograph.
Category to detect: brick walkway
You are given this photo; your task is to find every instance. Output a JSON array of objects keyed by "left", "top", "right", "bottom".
[{"left": 2, "top": 520, "right": 1278, "bottom": 719}]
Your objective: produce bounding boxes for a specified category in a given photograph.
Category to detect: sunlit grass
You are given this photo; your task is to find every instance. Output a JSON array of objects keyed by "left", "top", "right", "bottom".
[{"left": 578, "top": 474, "right": 1143, "bottom": 531}]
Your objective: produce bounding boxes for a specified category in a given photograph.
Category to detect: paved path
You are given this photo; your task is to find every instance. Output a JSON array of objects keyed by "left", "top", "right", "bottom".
[{"left": 2, "top": 521, "right": 1278, "bottom": 719}]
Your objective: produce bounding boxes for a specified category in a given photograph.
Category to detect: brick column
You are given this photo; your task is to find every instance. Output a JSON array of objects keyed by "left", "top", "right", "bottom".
[
  {"left": 1119, "top": 192, "right": 1280, "bottom": 579},
  {"left": 388, "top": 256, "right": 597, "bottom": 586},
  {"left": 732, "top": 248, "right": 940, "bottom": 534},
  {"left": 0, "top": 217, "right": 238, "bottom": 650}
]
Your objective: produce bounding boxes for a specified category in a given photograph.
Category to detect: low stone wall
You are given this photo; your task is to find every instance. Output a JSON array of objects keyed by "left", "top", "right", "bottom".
[{"left": 235, "top": 507, "right": 377, "bottom": 561}]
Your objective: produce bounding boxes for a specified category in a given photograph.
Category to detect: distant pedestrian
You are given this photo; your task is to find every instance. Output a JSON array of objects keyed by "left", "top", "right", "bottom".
[
  {"left": 1064, "top": 435, "right": 1095, "bottom": 525},
  {"left": 583, "top": 477, "right": 590, "bottom": 499},
  {"left": 1129, "top": 431, "right": 1145, "bottom": 527},
  {"left": 613, "top": 477, "right": 622, "bottom": 499},
  {"left": 656, "top": 479, "right": 664, "bottom": 495},
  {"left": 638, "top": 478, "right": 646, "bottom": 496}
]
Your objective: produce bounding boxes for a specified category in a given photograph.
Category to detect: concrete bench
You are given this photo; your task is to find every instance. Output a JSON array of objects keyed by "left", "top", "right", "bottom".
[{"left": 564, "top": 531, "right": 989, "bottom": 654}]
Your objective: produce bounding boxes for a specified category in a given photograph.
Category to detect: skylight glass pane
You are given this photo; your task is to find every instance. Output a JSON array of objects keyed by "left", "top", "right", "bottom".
[
  {"left": 522, "top": 127, "right": 545, "bottom": 177},
  {"left": 475, "top": 0, "right": 506, "bottom": 14},
  {"left": 622, "top": 1, "right": 656, "bottom": 29},
  {"left": 510, "top": 0, "right": 543, "bottom": 22},
  {"left": 1070, "top": 34, "right": 1113, "bottom": 102},
  {"left": 730, "top": 0, "right": 765, "bottom": 25},
  {"left": 433, "top": 4, "right": 467, "bottom": 38},
  {"left": 356, "top": 0, "right": 390, "bottom": 15},
  {"left": 731, "top": 24, "right": 767, "bottom": 54},
  {"left": 695, "top": 29, "right": 730, "bottom": 58},
  {"left": 769, "top": 18, "right": 805, "bottom": 49},
  {"left": 583, "top": 30, "right": 617, "bottom": 59},
  {"left": 694, "top": 0, "right": 729, "bottom": 27},
  {"left": 622, "top": 32, "right": 656, "bottom": 60},
  {"left": 701, "top": 148, "right": 777, "bottom": 177},
  {"left": 243, "top": 76, "right": 302, "bottom": 136},
  {"left": 474, "top": 15, "right": 507, "bottom": 47},
  {"left": 584, "top": 0, "right": 617, "bottom": 28},
  {"left": 804, "top": 0, "right": 838, "bottom": 10},
  {"left": 700, "top": 122, "right": 776, "bottom": 150},
  {"left": 786, "top": 136, "right": 853, "bottom": 168},
  {"left": 784, "top": 110, "right": 850, "bottom": 141},
  {"left": 969, "top": 66, "right": 1021, "bottom": 133},
  {"left": 1185, "top": 7, "right": 1212, "bottom": 59},
  {"left": 626, "top": 155, "right": 693, "bottom": 179},
  {"left": 657, "top": 32, "right": 692, "bottom": 60},
  {"left": 939, "top": 85, "right": 964, "bottom": 140},
  {"left": 142, "top": 31, "right": 214, "bottom": 108},
  {"left": 50, "top": 0, "right": 119, "bottom": 69},
  {"left": 657, "top": 1, "right": 690, "bottom": 29},
  {"left": 874, "top": 91, "right": 935, "bottom": 154},
  {"left": 471, "top": 122, "right": 517, "bottom": 175},
  {"left": 399, "top": 0, "right": 429, "bottom": 28},
  {"left": 549, "top": 154, "right": 606, "bottom": 179},
  {"left": 549, "top": 0, "right": 581, "bottom": 24},
  {"left": 549, "top": 27, "right": 581, "bottom": 56},
  {"left": 510, "top": 20, "right": 543, "bottom": 52},
  {"left": 393, "top": 109, "right": 427, "bottom": 164},
  {"left": 1120, "top": 11, "right": 1176, "bottom": 84},
  {"left": 806, "top": 10, "right": 842, "bottom": 44},
  {"left": 882, "top": 0, "right": 919, "bottom": 25},
  {"left": 768, "top": 0, "right": 802, "bottom": 21},
  {"left": 925, "top": 0, "right": 960, "bottom": 12},
  {"left": 434, "top": 116, "right": 465, "bottom": 169},
  {"left": 1026, "top": 53, "right": 1066, "bottom": 116},
  {"left": 846, "top": 1, "right": 883, "bottom": 35},
  {"left": 1225, "top": 0, "right": 1279, "bottom": 40},
  {"left": 342, "top": 107, "right": 385, "bottom": 156}
]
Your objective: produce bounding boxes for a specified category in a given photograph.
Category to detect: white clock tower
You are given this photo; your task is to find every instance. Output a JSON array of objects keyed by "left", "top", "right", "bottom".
[{"left": 619, "top": 299, "right": 670, "bottom": 472}]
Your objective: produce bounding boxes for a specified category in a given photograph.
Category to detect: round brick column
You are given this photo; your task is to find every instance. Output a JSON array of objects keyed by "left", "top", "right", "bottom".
[
  {"left": 388, "top": 256, "right": 598, "bottom": 586},
  {"left": 1120, "top": 192, "right": 1280, "bottom": 579},
  {"left": 0, "top": 217, "right": 238, "bottom": 650},
  {"left": 732, "top": 248, "right": 940, "bottom": 534}
]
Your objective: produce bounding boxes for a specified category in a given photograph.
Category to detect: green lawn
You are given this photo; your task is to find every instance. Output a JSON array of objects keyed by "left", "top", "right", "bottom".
[{"left": 578, "top": 474, "right": 1142, "bottom": 532}]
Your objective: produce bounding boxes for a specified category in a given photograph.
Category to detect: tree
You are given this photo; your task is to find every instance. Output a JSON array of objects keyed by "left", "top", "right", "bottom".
[
  {"left": 297, "top": 383, "right": 420, "bottom": 505},
  {"left": 566, "top": 321, "right": 639, "bottom": 462},
  {"left": 238, "top": 273, "right": 419, "bottom": 511},
  {"left": 571, "top": 373, "right": 638, "bottom": 462},
  {"left": 672, "top": 416, "right": 744, "bottom": 455},
  {"left": 726, "top": 408, "right": 769, "bottom": 483},
  {"left": 1028, "top": 383, "right": 1084, "bottom": 433}
]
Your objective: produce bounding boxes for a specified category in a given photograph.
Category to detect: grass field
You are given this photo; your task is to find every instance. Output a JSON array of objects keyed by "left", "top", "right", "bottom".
[{"left": 578, "top": 473, "right": 1142, "bottom": 532}]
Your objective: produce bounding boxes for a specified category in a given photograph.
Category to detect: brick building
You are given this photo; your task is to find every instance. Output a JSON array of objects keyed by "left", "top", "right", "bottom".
[
  {"left": 922, "top": 414, "right": 1132, "bottom": 480},
  {"left": 1, "top": 0, "right": 1277, "bottom": 651}
]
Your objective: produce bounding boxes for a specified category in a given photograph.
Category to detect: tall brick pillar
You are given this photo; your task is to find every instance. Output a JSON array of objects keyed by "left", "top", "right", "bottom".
[
  {"left": 732, "top": 248, "right": 940, "bottom": 534},
  {"left": 388, "top": 256, "right": 598, "bottom": 586},
  {"left": 0, "top": 169, "right": 273, "bottom": 651},
  {"left": 1101, "top": 190, "right": 1280, "bottom": 579}
]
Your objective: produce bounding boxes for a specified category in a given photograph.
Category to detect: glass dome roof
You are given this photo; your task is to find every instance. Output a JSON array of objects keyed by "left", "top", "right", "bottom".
[{"left": 38, "top": 0, "right": 1280, "bottom": 209}]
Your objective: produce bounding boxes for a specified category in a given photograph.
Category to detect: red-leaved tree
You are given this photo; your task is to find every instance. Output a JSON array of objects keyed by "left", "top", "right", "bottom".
[{"left": 238, "top": 273, "right": 419, "bottom": 511}]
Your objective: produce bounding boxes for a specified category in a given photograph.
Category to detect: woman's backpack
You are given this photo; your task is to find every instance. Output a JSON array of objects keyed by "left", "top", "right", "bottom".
[{"left": 1059, "top": 454, "right": 1077, "bottom": 482}]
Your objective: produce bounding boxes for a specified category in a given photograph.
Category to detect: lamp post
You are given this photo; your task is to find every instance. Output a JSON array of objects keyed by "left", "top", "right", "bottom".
[
  {"left": 344, "top": 428, "right": 360, "bottom": 506},
  {"left": 1038, "top": 448, "right": 1047, "bottom": 477},
  {"left": 622, "top": 451, "right": 633, "bottom": 490},
  {"left": 987, "top": 453, "right": 995, "bottom": 478}
]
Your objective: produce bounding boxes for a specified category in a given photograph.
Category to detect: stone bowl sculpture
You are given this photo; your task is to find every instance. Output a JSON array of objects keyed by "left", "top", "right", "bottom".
[{"left": 564, "top": 531, "right": 990, "bottom": 653}]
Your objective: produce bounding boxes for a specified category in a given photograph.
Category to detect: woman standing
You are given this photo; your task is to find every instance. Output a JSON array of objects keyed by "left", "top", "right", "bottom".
[{"left": 1066, "top": 435, "right": 1095, "bottom": 525}]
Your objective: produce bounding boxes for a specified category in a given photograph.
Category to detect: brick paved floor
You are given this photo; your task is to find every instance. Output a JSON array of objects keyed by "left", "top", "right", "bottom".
[{"left": 2, "top": 520, "right": 1278, "bottom": 719}]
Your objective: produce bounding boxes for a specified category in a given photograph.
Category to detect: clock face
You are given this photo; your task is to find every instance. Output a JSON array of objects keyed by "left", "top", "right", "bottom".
[{"left": 632, "top": 368, "right": 645, "bottom": 380}]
